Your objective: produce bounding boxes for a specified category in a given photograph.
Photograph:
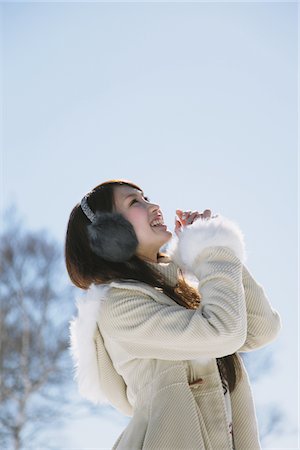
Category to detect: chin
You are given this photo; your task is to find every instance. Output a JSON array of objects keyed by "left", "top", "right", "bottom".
[{"left": 161, "top": 230, "right": 172, "bottom": 243}]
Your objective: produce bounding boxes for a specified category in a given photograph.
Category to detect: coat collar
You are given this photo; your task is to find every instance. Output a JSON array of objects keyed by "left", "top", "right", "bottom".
[
  {"left": 145, "top": 254, "right": 180, "bottom": 287},
  {"left": 107, "top": 255, "right": 181, "bottom": 307}
]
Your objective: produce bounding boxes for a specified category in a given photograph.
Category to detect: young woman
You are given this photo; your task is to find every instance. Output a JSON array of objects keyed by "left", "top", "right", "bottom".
[{"left": 65, "top": 179, "right": 281, "bottom": 450}]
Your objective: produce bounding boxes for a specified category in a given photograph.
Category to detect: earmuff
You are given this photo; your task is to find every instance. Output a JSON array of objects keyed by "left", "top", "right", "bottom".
[
  {"left": 87, "top": 211, "right": 138, "bottom": 263},
  {"left": 80, "top": 195, "right": 138, "bottom": 263}
]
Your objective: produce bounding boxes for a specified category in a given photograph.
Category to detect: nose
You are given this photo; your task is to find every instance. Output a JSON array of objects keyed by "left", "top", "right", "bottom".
[{"left": 149, "top": 201, "right": 160, "bottom": 213}]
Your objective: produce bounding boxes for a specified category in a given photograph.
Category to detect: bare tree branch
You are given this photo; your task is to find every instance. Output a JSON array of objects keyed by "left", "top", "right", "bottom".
[{"left": 0, "top": 205, "right": 75, "bottom": 449}]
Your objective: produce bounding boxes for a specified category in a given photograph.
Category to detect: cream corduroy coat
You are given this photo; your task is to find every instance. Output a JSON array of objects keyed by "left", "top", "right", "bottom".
[{"left": 70, "top": 214, "right": 282, "bottom": 450}]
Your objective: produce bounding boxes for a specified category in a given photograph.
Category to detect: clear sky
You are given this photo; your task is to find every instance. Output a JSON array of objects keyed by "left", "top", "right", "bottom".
[{"left": 1, "top": 1, "right": 298, "bottom": 448}]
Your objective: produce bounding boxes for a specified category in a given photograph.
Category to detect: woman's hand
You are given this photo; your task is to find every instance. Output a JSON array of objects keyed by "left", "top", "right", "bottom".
[{"left": 174, "top": 209, "right": 217, "bottom": 237}]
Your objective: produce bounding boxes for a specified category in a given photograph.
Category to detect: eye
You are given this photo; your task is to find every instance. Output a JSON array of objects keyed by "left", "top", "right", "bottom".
[{"left": 130, "top": 196, "right": 150, "bottom": 206}]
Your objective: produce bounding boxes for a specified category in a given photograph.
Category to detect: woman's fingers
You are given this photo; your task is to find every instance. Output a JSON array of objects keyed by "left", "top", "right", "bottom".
[
  {"left": 175, "top": 209, "right": 214, "bottom": 231},
  {"left": 203, "top": 209, "right": 211, "bottom": 217},
  {"left": 174, "top": 218, "right": 182, "bottom": 237},
  {"left": 185, "top": 211, "right": 200, "bottom": 225},
  {"left": 177, "top": 209, "right": 212, "bottom": 221}
]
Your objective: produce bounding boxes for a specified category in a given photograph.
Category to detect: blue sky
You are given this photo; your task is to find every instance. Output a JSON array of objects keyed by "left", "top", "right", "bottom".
[{"left": 1, "top": 1, "right": 298, "bottom": 448}]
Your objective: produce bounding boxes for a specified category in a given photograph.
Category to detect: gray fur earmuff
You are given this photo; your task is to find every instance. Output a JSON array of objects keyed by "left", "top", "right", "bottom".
[
  {"left": 80, "top": 195, "right": 139, "bottom": 262},
  {"left": 86, "top": 211, "right": 139, "bottom": 263}
]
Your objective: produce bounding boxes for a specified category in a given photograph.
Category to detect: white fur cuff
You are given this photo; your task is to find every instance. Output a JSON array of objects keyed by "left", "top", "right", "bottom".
[{"left": 167, "top": 214, "right": 247, "bottom": 271}]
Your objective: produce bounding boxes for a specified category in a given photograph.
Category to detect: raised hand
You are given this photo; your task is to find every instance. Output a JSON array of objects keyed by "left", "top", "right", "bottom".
[{"left": 174, "top": 209, "right": 218, "bottom": 237}]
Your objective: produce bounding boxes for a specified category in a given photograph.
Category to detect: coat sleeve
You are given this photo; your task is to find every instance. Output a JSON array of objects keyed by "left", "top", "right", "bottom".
[
  {"left": 237, "top": 264, "right": 282, "bottom": 352},
  {"left": 168, "top": 214, "right": 282, "bottom": 353},
  {"left": 99, "top": 215, "right": 248, "bottom": 360}
]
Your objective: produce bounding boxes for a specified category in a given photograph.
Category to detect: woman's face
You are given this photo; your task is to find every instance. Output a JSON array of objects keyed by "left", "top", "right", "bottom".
[{"left": 113, "top": 185, "right": 172, "bottom": 263}]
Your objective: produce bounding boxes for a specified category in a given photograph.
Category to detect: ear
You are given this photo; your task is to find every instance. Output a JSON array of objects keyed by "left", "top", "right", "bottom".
[{"left": 87, "top": 212, "right": 139, "bottom": 262}]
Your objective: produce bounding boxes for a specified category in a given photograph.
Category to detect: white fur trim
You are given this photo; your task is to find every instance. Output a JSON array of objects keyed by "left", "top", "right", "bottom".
[
  {"left": 167, "top": 214, "right": 247, "bottom": 271},
  {"left": 69, "top": 283, "right": 111, "bottom": 404}
]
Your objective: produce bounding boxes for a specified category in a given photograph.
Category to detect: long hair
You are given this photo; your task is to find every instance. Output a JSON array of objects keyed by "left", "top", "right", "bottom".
[{"left": 65, "top": 179, "right": 242, "bottom": 393}]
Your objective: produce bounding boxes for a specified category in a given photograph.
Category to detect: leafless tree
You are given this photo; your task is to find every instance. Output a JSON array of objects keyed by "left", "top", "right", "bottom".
[{"left": 0, "top": 205, "right": 75, "bottom": 449}]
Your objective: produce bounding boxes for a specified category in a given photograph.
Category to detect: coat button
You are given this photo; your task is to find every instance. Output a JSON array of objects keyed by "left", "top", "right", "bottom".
[{"left": 189, "top": 377, "right": 204, "bottom": 388}]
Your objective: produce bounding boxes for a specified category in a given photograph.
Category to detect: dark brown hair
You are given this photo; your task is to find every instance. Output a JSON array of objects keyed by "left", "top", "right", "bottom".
[{"left": 65, "top": 179, "right": 242, "bottom": 392}]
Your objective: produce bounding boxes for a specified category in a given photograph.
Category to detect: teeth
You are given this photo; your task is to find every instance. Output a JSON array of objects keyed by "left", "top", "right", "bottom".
[{"left": 151, "top": 219, "right": 164, "bottom": 227}]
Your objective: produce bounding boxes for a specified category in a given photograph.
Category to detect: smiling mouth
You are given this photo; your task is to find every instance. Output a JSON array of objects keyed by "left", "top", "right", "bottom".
[
  {"left": 149, "top": 212, "right": 169, "bottom": 231},
  {"left": 151, "top": 224, "right": 167, "bottom": 230},
  {"left": 150, "top": 216, "right": 164, "bottom": 226}
]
